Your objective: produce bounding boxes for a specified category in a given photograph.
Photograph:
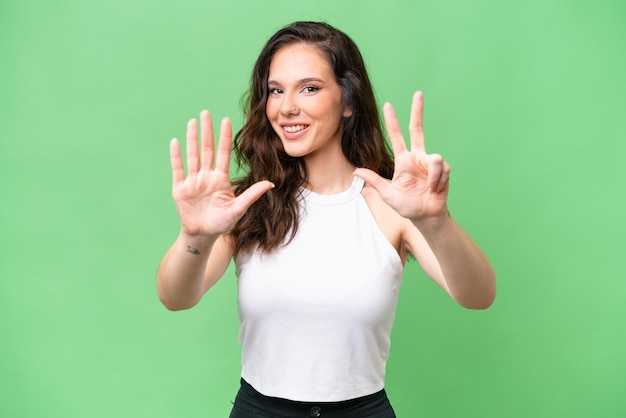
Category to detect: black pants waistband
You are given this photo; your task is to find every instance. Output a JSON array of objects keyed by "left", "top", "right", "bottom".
[{"left": 229, "top": 378, "right": 396, "bottom": 418}]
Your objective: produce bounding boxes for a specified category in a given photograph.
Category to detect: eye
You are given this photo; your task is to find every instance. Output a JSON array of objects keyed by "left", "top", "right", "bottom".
[
  {"left": 269, "top": 87, "right": 283, "bottom": 95},
  {"left": 302, "top": 85, "right": 320, "bottom": 94}
]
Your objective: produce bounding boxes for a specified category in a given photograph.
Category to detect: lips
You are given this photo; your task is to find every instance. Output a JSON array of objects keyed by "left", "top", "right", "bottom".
[
  {"left": 280, "top": 123, "right": 310, "bottom": 140},
  {"left": 283, "top": 124, "right": 308, "bottom": 133}
]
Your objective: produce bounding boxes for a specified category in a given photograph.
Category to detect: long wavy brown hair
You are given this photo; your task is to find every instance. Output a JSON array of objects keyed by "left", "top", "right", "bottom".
[{"left": 230, "top": 21, "right": 394, "bottom": 256}]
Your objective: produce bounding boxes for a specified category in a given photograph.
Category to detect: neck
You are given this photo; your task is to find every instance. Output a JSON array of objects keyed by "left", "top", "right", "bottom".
[{"left": 303, "top": 153, "right": 356, "bottom": 195}]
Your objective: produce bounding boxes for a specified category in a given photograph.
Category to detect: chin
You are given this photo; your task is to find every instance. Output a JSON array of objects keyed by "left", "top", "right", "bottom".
[
  {"left": 279, "top": 143, "right": 308, "bottom": 158},
  {"left": 283, "top": 149, "right": 307, "bottom": 158}
]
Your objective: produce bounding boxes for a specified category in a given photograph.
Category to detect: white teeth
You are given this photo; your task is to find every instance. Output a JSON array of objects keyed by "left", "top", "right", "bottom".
[{"left": 283, "top": 125, "right": 306, "bottom": 133}]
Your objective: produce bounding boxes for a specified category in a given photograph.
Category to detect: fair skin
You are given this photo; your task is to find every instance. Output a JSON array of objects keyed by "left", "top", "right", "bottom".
[
  {"left": 157, "top": 43, "right": 495, "bottom": 311},
  {"left": 266, "top": 44, "right": 354, "bottom": 194}
]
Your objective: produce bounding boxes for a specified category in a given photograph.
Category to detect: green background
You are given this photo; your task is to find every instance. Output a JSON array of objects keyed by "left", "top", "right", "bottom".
[{"left": 2, "top": 0, "right": 625, "bottom": 417}]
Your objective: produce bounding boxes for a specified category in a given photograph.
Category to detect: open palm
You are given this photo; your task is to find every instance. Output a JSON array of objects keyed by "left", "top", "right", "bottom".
[
  {"left": 170, "top": 111, "right": 273, "bottom": 237},
  {"left": 354, "top": 92, "right": 450, "bottom": 222}
]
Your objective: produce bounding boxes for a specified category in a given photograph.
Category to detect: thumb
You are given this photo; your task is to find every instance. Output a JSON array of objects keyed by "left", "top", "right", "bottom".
[
  {"left": 353, "top": 168, "right": 390, "bottom": 199},
  {"left": 231, "top": 180, "right": 275, "bottom": 217}
]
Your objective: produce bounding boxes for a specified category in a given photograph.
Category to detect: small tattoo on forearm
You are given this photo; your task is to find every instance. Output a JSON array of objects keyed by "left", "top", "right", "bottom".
[{"left": 186, "top": 245, "right": 200, "bottom": 255}]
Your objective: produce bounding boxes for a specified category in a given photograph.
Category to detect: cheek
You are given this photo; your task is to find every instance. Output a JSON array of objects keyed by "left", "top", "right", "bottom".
[
  {"left": 265, "top": 103, "right": 272, "bottom": 119},
  {"left": 265, "top": 106, "right": 280, "bottom": 133},
  {"left": 265, "top": 98, "right": 278, "bottom": 118},
  {"left": 323, "top": 105, "right": 345, "bottom": 126}
]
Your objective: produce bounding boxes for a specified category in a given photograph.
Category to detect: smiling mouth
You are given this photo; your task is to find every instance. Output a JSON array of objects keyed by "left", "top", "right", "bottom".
[{"left": 283, "top": 124, "right": 308, "bottom": 133}]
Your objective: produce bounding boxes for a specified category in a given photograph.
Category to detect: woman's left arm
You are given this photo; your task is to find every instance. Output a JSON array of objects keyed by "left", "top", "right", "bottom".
[
  {"left": 405, "top": 213, "right": 496, "bottom": 309},
  {"left": 354, "top": 91, "right": 495, "bottom": 309}
]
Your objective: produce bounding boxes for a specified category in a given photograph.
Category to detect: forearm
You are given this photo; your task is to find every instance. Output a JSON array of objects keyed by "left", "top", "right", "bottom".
[
  {"left": 414, "top": 214, "right": 496, "bottom": 309},
  {"left": 156, "top": 231, "right": 219, "bottom": 311}
]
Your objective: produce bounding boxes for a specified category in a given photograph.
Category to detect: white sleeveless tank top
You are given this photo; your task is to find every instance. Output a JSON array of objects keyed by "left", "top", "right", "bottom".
[{"left": 235, "top": 176, "right": 404, "bottom": 402}]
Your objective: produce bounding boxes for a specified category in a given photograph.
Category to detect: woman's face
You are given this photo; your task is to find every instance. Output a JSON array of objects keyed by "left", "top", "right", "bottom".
[{"left": 265, "top": 43, "right": 352, "bottom": 160}]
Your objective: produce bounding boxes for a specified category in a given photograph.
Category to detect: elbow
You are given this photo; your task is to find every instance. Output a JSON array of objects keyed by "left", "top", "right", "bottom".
[
  {"left": 156, "top": 279, "right": 198, "bottom": 311},
  {"left": 159, "top": 297, "right": 191, "bottom": 312},
  {"left": 457, "top": 271, "right": 497, "bottom": 310},
  {"left": 460, "top": 290, "right": 496, "bottom": 310},
  {"left": 158, "top": 293, "right": 197, "bottom": 311}
]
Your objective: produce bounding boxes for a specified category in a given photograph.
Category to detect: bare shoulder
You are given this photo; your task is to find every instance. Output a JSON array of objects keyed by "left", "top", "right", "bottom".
[{"left": 361, "top": 184, "right": 412, "bottom": 263}]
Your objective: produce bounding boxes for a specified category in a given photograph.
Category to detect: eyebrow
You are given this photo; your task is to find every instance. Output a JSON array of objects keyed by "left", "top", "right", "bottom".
[{"left": 267, "top": 77, "right": 325, "bottom": 85}]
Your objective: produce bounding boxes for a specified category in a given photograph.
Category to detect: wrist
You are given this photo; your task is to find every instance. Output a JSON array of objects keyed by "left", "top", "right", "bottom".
[
  {"left": 178, "top": 229, "right": 219, "bottom": 252},
  {"left": 411, "top": 210, "right": 452, "bottom": 232}
]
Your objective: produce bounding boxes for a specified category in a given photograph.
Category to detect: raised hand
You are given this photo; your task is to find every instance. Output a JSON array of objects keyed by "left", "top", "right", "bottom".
[
  {"left": 170, "top": 111, "right": 274, "bottom": 237},
  {"left": 354, "top": 92, "right": 450, "bottom": 223}
]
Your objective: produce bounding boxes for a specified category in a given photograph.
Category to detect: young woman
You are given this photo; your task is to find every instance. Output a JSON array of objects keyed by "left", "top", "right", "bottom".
[{"left": 157, "top": 21, "right": 495, "bottom": 418}]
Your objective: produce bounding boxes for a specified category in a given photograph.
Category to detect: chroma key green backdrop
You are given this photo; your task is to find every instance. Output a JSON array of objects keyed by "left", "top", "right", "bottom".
[{"left": 1, "top": 0, "right": 625, "bottom": 417}]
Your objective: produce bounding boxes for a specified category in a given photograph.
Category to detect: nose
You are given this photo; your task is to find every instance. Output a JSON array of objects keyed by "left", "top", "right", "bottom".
[{"left": 279, "top": 92, "right": 300, "bottom": 116}]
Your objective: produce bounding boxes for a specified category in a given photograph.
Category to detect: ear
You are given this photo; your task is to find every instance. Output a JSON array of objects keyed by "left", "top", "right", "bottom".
[{"left": 343, "top": 107, "right": 353, "bottom": 117}]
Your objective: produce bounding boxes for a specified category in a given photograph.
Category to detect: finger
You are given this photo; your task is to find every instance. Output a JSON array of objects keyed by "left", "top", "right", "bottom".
[
  {"left": 186, "top": 118, "right": 199, "bottom": 174},
  {"left": 170, "top": 138, "right": 184, "bottom": 186},
  {"left": 231, "top": 180, "right": 275, "bottom": 217},
  {"left": 437, "top": 162, "right": 451, "bottom": 192},
  {"left": 353, "top": 168, "right": 392, "bottom": 201},
  {"left": 408, "top": 91, "right": 426, "bottom": 153},
  {"left": 215, "top": 117, "right": 233, "bottom": 173},
  {"left": 426, "top": 154, "right": 444, "bottom": 191},
  {"left": 200, "top": 110, "right": 215, "bottom": 170},
  {"left": 383, "top": 102, "right": 407, "bottom": 155}
]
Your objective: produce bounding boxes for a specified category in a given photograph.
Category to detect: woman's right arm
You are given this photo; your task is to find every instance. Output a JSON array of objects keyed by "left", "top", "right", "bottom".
[
  {"left": 156, "top": 111, "right": 273, "bottom": 311},
  {"left": 156, "top": 232, "right": 232, "bottom": 311}
]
